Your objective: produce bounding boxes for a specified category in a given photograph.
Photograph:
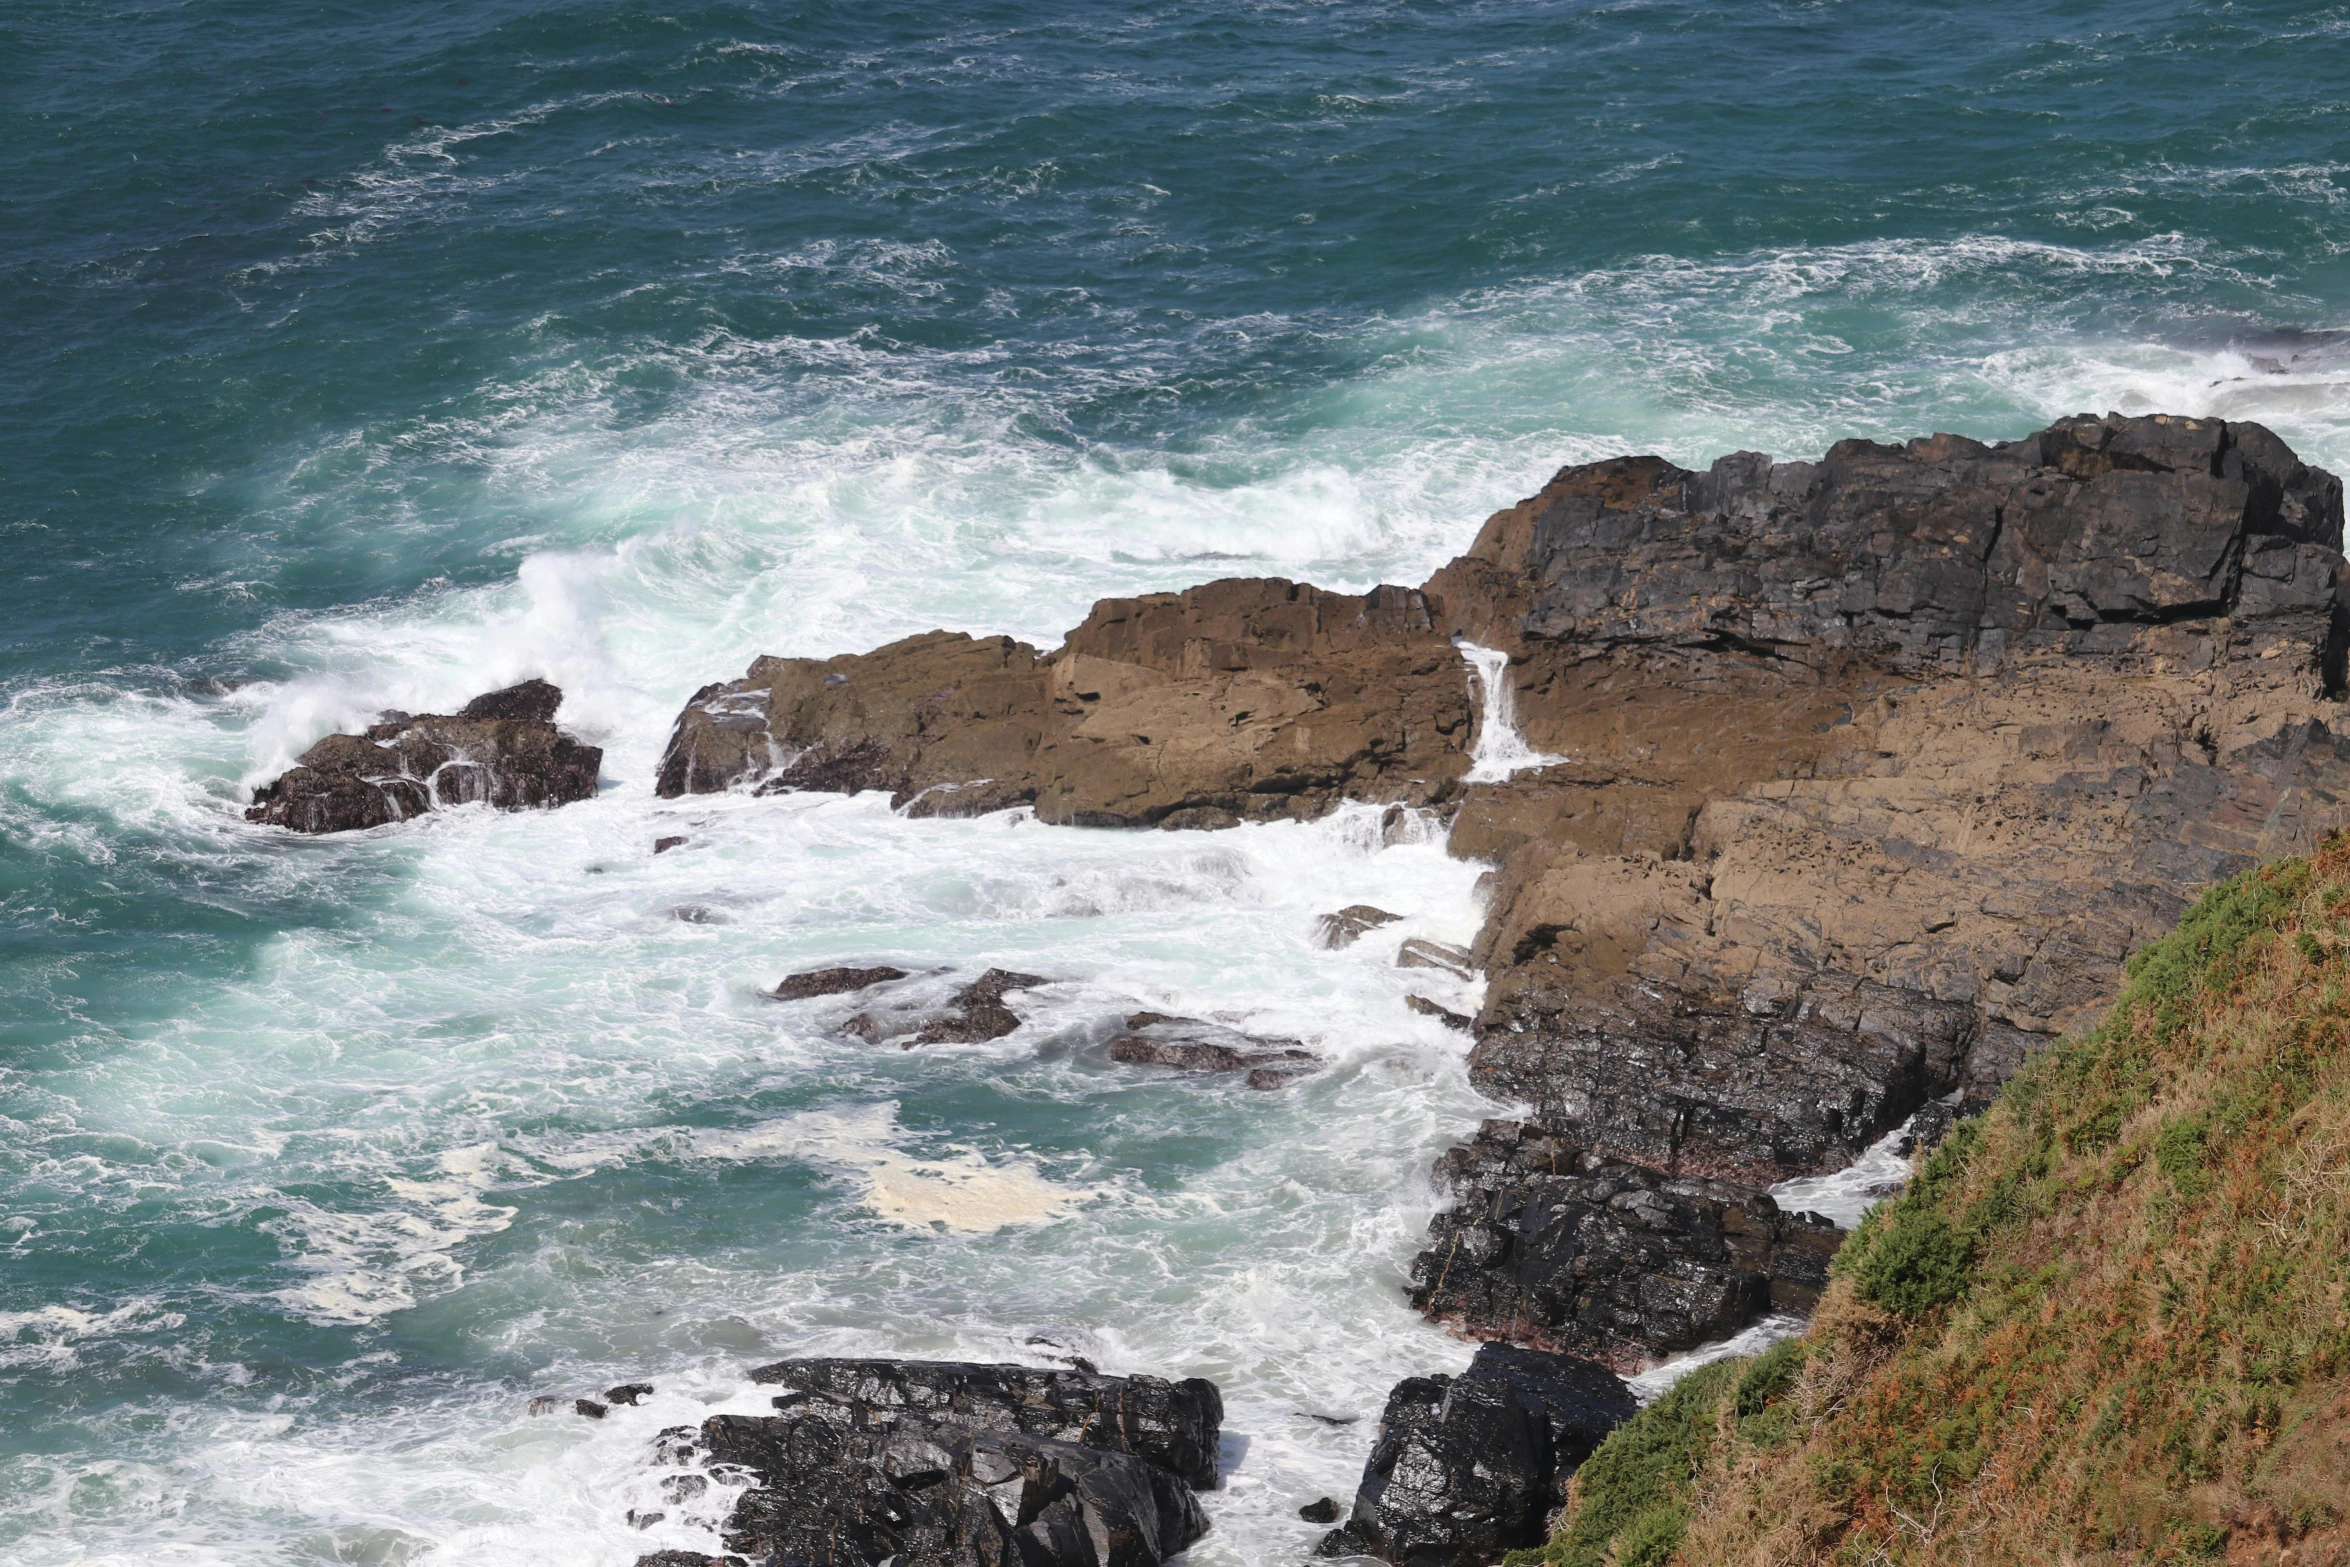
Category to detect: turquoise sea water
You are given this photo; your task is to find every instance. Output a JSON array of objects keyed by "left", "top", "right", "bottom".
[{"left": 7, "top": 3, "right": 2350, "bottom": 1561}]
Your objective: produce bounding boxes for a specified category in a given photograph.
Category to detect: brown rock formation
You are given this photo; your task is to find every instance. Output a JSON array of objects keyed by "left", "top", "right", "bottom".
[
  {"left": 654, "top": 412, "right": 2350, "bottom": 1364},
  {"left": 246, "top": 679, "right": 602, "bottom": 833},
  {"left": 653, "top": 581, "right": 1470, "bottom": 826}
]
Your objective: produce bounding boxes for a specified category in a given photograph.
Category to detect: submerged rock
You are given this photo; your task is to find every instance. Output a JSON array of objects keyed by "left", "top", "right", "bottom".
[
  {"left": 1315, "top": 905, "right": 1402, "bottom": 949},
  {"left": 664, "top": 1359, "right": 1223, "bottom": 1567},
  {"left": 1106, "top": 1012, "right": 1317, "bottom": 1086},
  {"left": 1395, "top": 938, "right": 1474, "bottom": 977},
  {"left": 843, "top": 968, "right": 1047, "bottom": 1047},
  {"left": 1404, "top": 994, "right": 1473, "bottom": 1030},
  {"left": 245, "top": 679, "right": 601, "bottom": 834},
  {"left": 1406, "top": 1121, "right": 1839, "bottom": 1369},
  {"left": 1316, "top": 1343, "right": 1635, "bottom": 1567}
]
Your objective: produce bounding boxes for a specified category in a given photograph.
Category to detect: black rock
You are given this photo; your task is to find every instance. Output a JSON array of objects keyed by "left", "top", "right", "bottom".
[
  {"left": 672, "top": 1359, "right": 1224, "bottom": 1567},
  {"left": 1406, "top": 1121, "right": 1841, "bottom": 1370},
  {"left": 742, "top": 1359, "right": 1223, "bottom": 1489},
  {"left": 654, "top": 835, "right": 687, "bottom": 854},
  {"left": 246, "top": 679, "right": 601, "bottom": 834},
  {"left": 457, "top": 678, "right": 565, "bottom": 722},
  {"left": 606, "top": 1382, "right": 655, "bottom": 1406},
  {"left": 1316, "top": 1345, "right": 1634, "bottom": 1567},
  {"left": 1471, "top": 974, "right": 1995, "bottom": 1187},
  {"left": 770, "top": 965, "right": 910, "bottom": 1001},
  {"left": 1300, "top": 1496, "right": 1342, "bottom": 1524},
  {"left": 845, "top": 969, "right": 1048, "bottom": 1047},
  {"left": 576, "top": 1398, "right": 608, "bottom": 1419},
  {"left": 1107, "top": 1012, "right": 1318, "bottom": 1082}
]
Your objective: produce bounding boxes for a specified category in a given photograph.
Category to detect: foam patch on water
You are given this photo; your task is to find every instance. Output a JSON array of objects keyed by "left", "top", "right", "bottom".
[{"left": 695, "top": 1103, "right": 1096, "bottom": 1232}]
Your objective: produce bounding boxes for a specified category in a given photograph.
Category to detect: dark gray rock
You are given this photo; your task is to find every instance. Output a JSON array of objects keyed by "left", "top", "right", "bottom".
[
  {"left": 246, "top": 679, "right": 601, "bottom": 834},
  {"left": 1470, "top": 971, "right": 1979, "bottom": 1186},
  {"left": 1107, "top": 1013, "right": 1317, "bottom": 1082},
  {"left": 705, "top": 1416, "right": 1205, "bottom": 1567},
  {"left": 844, "top": 969, "right": 1047, "bottom": 1047},
  {"left": 1406, "top": 1121, "right": 1840, "bottom": 1370},
  {"left": 743, "top": 1358, "right": 1223, "bottom": 1490},
  {"left": 669, "top": 1359, "right": 1224, "bottom": 1567},
  {"left": 771, "top": 965, "right": 909, "bottom": 1002},
  {"left": 1315, "top": 1344, "right": 1634, "bottom": 1567},
  {"left": 1513, "top": 415, "right": 2344, "bottom": 670}
]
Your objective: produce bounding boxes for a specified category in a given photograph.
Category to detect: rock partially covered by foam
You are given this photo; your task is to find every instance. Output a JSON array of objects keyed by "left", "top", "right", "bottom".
[
  {"left": 1315, "top": 1344, "right": 1635, "bottom": 1567},
  {"left": 843, "top": 968, "right": 1048, "bottom": 1047},
  {"left": 652, "top": 1359, "right": 1223, "bottom": 1567},
  {"left": 1106, "top": 1012, "right": 1318, "bottom": 1087},
  {"left": 245, "top": 679, "right": 600, "bottom": 834},
  {"left": 1407, "top": 1121, "right": 1839, "bottom": 1371}
]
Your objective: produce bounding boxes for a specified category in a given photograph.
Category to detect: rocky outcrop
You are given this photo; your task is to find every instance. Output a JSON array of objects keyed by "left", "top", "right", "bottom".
[
  {"left": 654, "top": 582, "right": 1472, "bottom": 825},
  {"left": 655, "top": 1360, "right": 1222, "bottom": 1567},
  {"left": 1107, "top": 1013, "right": 1318, "bottom": 1088},
  {"left": 1406, "top": 1121, "right": 1839, "bottom": 1369},
  {"left": 770, "top": 965, "right": 909, "bottom": 1001},
  {"left": 843, "top": 968, "right": 1047, "bottom": 1046},
  {"left": 1314, "top": 1344, "right": 1635, "bottom": 1567},
  {"left": 246, "top": 679, "right": 601, "bottom": 833},
  {"left": 654, "top": 413, "right": 2350, "bottom": 1367}
]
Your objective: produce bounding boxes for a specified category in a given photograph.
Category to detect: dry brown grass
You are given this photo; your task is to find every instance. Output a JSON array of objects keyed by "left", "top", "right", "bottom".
[{"left": 1664, "top": 839, "right": 2350, "bottom": 1566}]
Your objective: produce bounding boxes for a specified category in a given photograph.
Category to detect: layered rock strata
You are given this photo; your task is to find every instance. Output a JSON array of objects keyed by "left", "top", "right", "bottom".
[
  {"left": 246, "top": 678, "right": 601, "bottom": 833},
  {"left": 657, "top": 413, "right": 2350, "bottom": 1372},
  {"left": 1313, "top": 1343, "right": 1635, "bottom": 1567},
  {"left": 643, "top": 1359, "right": 1222, "bottom": 1567}
]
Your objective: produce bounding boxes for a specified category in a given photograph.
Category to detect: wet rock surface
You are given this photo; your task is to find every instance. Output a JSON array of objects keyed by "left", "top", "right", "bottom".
[
  {"left": 844, "top": 968, "right": 1047, "bottom": 1047},
  {"left": 1316, "top": 905, "right": 1402, "bottom": 948},
  {"left": 246, "top": 679, "right": 601, "bottom": 834},
  {"left": 1106, "top": 1013, "right": 1317, "bottom": 1086},
  {"left": 771, "top": 965, "right": 909, "bottom": 1001},
  {"left": 655, "top": 1360, "right": 1222, "bottom": 1567},
  {"left": 1406, "top": 1121, "right": 1839, "bottom": 1369},
  {"left": 1315, "top": 1343, "right": 1635, "bottom": 1567}
]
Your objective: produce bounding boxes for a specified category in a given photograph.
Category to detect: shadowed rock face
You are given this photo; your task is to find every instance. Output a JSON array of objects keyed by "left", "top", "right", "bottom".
[
  {"left": 653, "top": 1360, "right": 1224, "bottom": 1567},
  {"left": 1313, "top": 1344, "right": 1636, "bottom": 1567},
  {"left": 651, "top": 414, "right": 2350, "bottom": 1371},
  {"left": 245, "top": 679, "right": 602, "bottom": 834},
  {"left": 1406, "top": 1121, "right": 1839, "bottom": 1369}
]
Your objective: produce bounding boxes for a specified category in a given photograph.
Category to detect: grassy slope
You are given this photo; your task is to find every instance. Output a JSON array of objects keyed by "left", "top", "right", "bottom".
[{"left": 1518, "top": 841, "right": 2350, "bottom": 1567}]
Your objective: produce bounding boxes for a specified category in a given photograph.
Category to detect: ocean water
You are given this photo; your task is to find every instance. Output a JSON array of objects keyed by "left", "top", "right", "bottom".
[{"left": 8, "top": 1, "right": 2350, "bottom": 1561}]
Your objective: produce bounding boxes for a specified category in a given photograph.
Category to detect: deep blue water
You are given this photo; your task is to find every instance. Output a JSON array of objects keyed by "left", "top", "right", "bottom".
[{"left": 7, "top": 3, "right": 2350, "bottom": 1562}]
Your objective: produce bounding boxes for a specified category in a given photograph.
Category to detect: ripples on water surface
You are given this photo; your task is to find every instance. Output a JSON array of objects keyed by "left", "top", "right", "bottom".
[{"left": 8, "top": 1, "right": 2350, "bottom": 1560}]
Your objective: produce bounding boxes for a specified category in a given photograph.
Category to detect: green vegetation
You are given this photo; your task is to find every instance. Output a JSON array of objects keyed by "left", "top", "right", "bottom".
[{"left": 1519, "top": 842, "right": 2350, "bottom": 1565}]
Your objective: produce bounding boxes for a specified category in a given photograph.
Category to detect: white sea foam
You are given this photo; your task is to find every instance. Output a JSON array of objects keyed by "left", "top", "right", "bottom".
[{"left": 1770, "top": 1112, "right": 1925, "bottom": 1232}]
